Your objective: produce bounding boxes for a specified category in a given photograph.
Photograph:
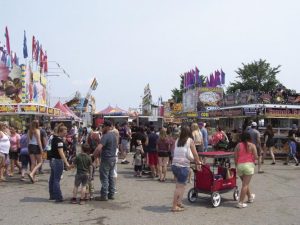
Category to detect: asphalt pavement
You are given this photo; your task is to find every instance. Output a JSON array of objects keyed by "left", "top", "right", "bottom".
[{"left": 0, "top": 155, "right": 299, "bottom": 225}]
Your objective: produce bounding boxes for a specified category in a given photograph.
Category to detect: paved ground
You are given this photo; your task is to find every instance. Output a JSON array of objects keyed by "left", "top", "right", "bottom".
[{"left": 0, "top": 156, "right": 299, "bottom": 225}]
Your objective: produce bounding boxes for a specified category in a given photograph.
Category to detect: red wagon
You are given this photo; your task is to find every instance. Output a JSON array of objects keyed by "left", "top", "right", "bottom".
[{"left": 187, "top": 151, "right": 239, "bottom": 207}]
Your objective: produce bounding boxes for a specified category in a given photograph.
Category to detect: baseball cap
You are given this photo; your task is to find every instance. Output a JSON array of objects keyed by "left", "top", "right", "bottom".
[
  {"left": 251, "top": 122, "right": 257, "bottom": 127},
  {"left": 103, "top": 120, "right": 112, "bottom": 127}
]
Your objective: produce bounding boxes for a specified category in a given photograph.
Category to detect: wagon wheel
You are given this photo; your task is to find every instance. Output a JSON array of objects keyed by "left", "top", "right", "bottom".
[
  {"left": 211, "top": 192, "right": 221, "bottom": 207},
  {"left": 233, "top": 188, "right": 239, "bottom": 201},
  {"left": 187, "top": 188, "right": 198, "bottom": 203}
]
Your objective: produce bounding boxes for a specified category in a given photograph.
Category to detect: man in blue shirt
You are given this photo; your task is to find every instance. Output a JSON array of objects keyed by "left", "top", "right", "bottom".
[
  {"left": 199, "top": 122, "right": 208, "bottom": 152},
  {"left": 93, "top": 120, "right": 117, "bottom": 201}
]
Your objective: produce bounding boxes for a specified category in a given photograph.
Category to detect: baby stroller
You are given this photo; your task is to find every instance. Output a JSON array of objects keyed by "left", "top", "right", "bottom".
[{"left": 188, "top": 151, "right": 239, "bottom": 207}]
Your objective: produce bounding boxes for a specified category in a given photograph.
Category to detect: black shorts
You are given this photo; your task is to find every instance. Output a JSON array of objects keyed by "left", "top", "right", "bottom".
[
  {"left": 74, "top": 174, "right": 89, "bottom": 187},
  {"left": 196, "top": 145, "right": 204, "bottom": 153},
  {"left": 28, "top": 144, "right": 41, "bottom": 155},
  {"left": 9, "top": 151, "right": 19, "bottom": 160},
  {"left": 134, "top": 165, "right": 142, "bottom": 172}
]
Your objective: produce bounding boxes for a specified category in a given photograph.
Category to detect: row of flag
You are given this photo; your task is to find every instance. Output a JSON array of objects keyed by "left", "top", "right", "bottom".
[
  {"left": 183, "top": 67, "right": 226, "bottom": 89},
  {"left": 0, "top": 26, "right": 48, "bottom": 72}
]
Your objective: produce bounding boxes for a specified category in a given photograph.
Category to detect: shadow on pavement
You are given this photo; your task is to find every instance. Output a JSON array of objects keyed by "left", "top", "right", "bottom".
[
  {"left": 20, "top": 197, "right": 49, "bottom": 203},
  {"left": 142, "top": 205, "right": 171, "bottom": 213}
]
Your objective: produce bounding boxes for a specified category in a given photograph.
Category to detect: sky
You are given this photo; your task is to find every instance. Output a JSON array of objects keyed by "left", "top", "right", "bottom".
[{"left": 1, "top": 0, "right": 300, "bottom": 112}]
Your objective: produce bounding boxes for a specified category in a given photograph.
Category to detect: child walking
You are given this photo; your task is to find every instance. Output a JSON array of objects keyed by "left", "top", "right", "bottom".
[
  {"left": 133, "top": 140, "right": 144, "bottom": 177},
  {"left": 284, "top": 131, "right": 299, "bottom": 166},
  {"left": 71, "top": 143, "right": 93, "bottom": 205}
]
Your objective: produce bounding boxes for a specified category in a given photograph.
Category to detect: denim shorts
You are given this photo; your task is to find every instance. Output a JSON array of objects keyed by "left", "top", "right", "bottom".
[
  {"left": 171, "top": 165, "right": 189, "bottom": 184},
  {"left": 237, "top": 162, "right": 255, "bottom": 177}
]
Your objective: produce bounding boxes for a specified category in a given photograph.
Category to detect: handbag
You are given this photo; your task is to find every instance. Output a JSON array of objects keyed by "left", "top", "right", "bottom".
[{"left": 185, "top": 139, "right": 194, "bottom": 161}]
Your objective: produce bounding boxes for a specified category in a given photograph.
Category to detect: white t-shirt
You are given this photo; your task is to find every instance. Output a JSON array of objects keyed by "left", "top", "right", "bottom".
[
  {"left": 172, "top": 138, "right": 192, "bottom": 167},
  {"left": 0, "top": 132, "right": 10, "bottom": 154}
]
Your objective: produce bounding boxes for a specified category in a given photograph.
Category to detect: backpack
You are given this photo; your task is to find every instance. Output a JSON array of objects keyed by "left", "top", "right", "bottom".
[
  {"left": 88, "top": 132, "right": 100, "bottom": 152},
  {"left": 45, "top": 135, "right": 53, "bottom": 151}
]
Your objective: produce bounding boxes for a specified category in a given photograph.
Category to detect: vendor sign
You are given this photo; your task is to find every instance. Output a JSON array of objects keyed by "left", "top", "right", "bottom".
[
  {"left": 265, "top": 108, "right": 300, "bottom": 118},
  {"left": 39, "top": 106, "right": 47, "bottom": 114},
  {"left": 0, "top": 105, "right": 18, "bottom": 113},
  {"left": 183, "top": 89, "right": 197, "bottom": 112},
  {"left": 48, "top": 107, "right": 54, "bottom": 115},
  {"left": 53, "top": 108, "right": 60, "bottom": 116},
  {"left": 20, "top": 104, "right": 38, "bottom": 113},
  {"left": 197, "top": 87, "right": 223, "bottom": 111}
]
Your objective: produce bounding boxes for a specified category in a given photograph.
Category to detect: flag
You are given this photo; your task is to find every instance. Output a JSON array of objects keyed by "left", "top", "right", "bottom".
[
  {"left": 5, "top": 27, "right": 10, "bottom": 56},
  {"left": 215, "top": 70, "right": 221, "bottom": 86},
  {"left": 23, "top": 31, "right": 28, "bottom": 58},
  {"left": 39, "top": 46, "right": 44, "bottom": 69},
  {"left": 221, "top": 69, "right": 225, "bottom": 84},
  {"left": 210, "top": 73, "right": 215, "bottom": 87},
  {"left": 6, "top": 54, "right": 11, "bottom": 68},
  {"left": 206, "top": 76, "right": 210, "bottom": 87},
  {"left": 32, "top": 36, "right": 36, "bottom": 59},
  {"left": 1, "top": 50, "right": 6, "bottom": 63},
  {"left": 35, "top": 41, "right": 39, "bottom": 62},
  {"left": 90, "top": 78, "right": 98, "bottom": 90},
  {"left": 43, "top": 51, "right": 48, "bottom": 72}
]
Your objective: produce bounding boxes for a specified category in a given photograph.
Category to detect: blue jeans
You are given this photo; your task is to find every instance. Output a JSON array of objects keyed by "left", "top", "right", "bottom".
[
  {"left": 49, "top": 158, "right": 64, "bottom": 200},
  {"left": 99, "top": 158, "right": 116, "bottom": 197}
]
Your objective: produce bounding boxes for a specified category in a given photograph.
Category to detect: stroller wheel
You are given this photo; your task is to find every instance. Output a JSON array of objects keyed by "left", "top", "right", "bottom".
[
  {"left": 233, "top": 188, "right": 239, "bottom": 201},
  {"left": 187, "top": 188, "right": 198, "bottom": 203},
  {"left": 211, "top": 192, "right": 221, "bottom": 207}
]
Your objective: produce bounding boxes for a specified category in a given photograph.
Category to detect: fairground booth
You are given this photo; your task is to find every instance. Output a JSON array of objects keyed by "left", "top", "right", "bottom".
[
  {"left": 0, "top": 63, "right": 62, "bottom": 130},
  {"left": 0, "top": 27, "right": 81, "bottom": 131}
]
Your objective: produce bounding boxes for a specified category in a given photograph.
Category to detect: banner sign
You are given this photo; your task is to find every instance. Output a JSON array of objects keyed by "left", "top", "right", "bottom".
[{"left": 265, "top": 108, "right": 300, "bottom": 118}]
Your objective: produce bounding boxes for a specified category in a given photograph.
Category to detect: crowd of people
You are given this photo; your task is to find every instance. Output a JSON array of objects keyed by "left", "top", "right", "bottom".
[{"left": 1, "top": 119, "right": 300, "bottom": 211}]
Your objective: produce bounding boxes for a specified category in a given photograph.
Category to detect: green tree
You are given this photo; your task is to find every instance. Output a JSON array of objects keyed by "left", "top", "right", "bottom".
[
  {"left": 227, "top": 59, "right": 281, "bottom": 93},
  {"left": 171, "top": 75, "right": 183, "bottom": 103}
]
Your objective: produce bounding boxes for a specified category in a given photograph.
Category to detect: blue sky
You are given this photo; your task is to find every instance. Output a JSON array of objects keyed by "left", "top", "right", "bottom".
[{"left": 1, "top": 0, "right": 300, "bottom": 111}]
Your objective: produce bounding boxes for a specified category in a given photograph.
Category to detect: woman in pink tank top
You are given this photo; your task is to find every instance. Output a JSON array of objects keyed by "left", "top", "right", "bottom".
[{"left": 234, "top": 132, "right": 258, "bottom": 208}]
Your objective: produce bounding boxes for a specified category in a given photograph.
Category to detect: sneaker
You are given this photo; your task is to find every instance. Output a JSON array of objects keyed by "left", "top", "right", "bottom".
[
  {"left": 55, "top": 199, "right": 64, "bottom": 203},
  {"left": 248, "top": 193, "right": 255, "bottom": 203},
  {"left": 95, "top": 196, "right": 108, "bottom": 201},
  {"left": 71, "top": 198, "right": 77, "bottom": 204},
  {"left": 108, "top": 195, "right": 114, "bottom": 200},
  {"left": 236, "top": 202, "right": 248, "bottom": 208},
  {"left": 295, "top": 163, "right": 299, "bottom": 166},
  {"left": 271, "top": 162, "right": 276, "bottom": 165}
]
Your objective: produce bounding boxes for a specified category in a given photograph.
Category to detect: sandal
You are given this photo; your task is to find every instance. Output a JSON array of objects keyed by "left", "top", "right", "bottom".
[
  {"left": 171, "top": 206, "right": 184, "bottom": 212},
  {"left": 177, "top": 203, "right": 185, "bottom": 208},
  {"left": 27, "top": 174, "right": 35, "bottom": 183},
  {"left": 79, "top": 199, "right": 86, "bottom": 205}
]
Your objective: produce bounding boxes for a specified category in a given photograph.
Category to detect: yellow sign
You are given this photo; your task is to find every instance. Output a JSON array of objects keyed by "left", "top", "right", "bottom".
[
  {"left": 173, "top": 103, "right": 182, "bottom": 112},
  {"left": 48, "top": 108, "right": 54, "bottom": 115},
  {"left": 33, "top": 71, "right": 40, "bottom": 82},
  {"left": 0, "top": 105, "right": 18, "bottom": 113},
  {"left": 39, "top": 106, "right": 47, "bottom": 113},
  {"left": 54, "top": 109, "right": 60, "bottom": 116},
  {"left": 20, "top": 105, "right": 38, "bottom": 113}
]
